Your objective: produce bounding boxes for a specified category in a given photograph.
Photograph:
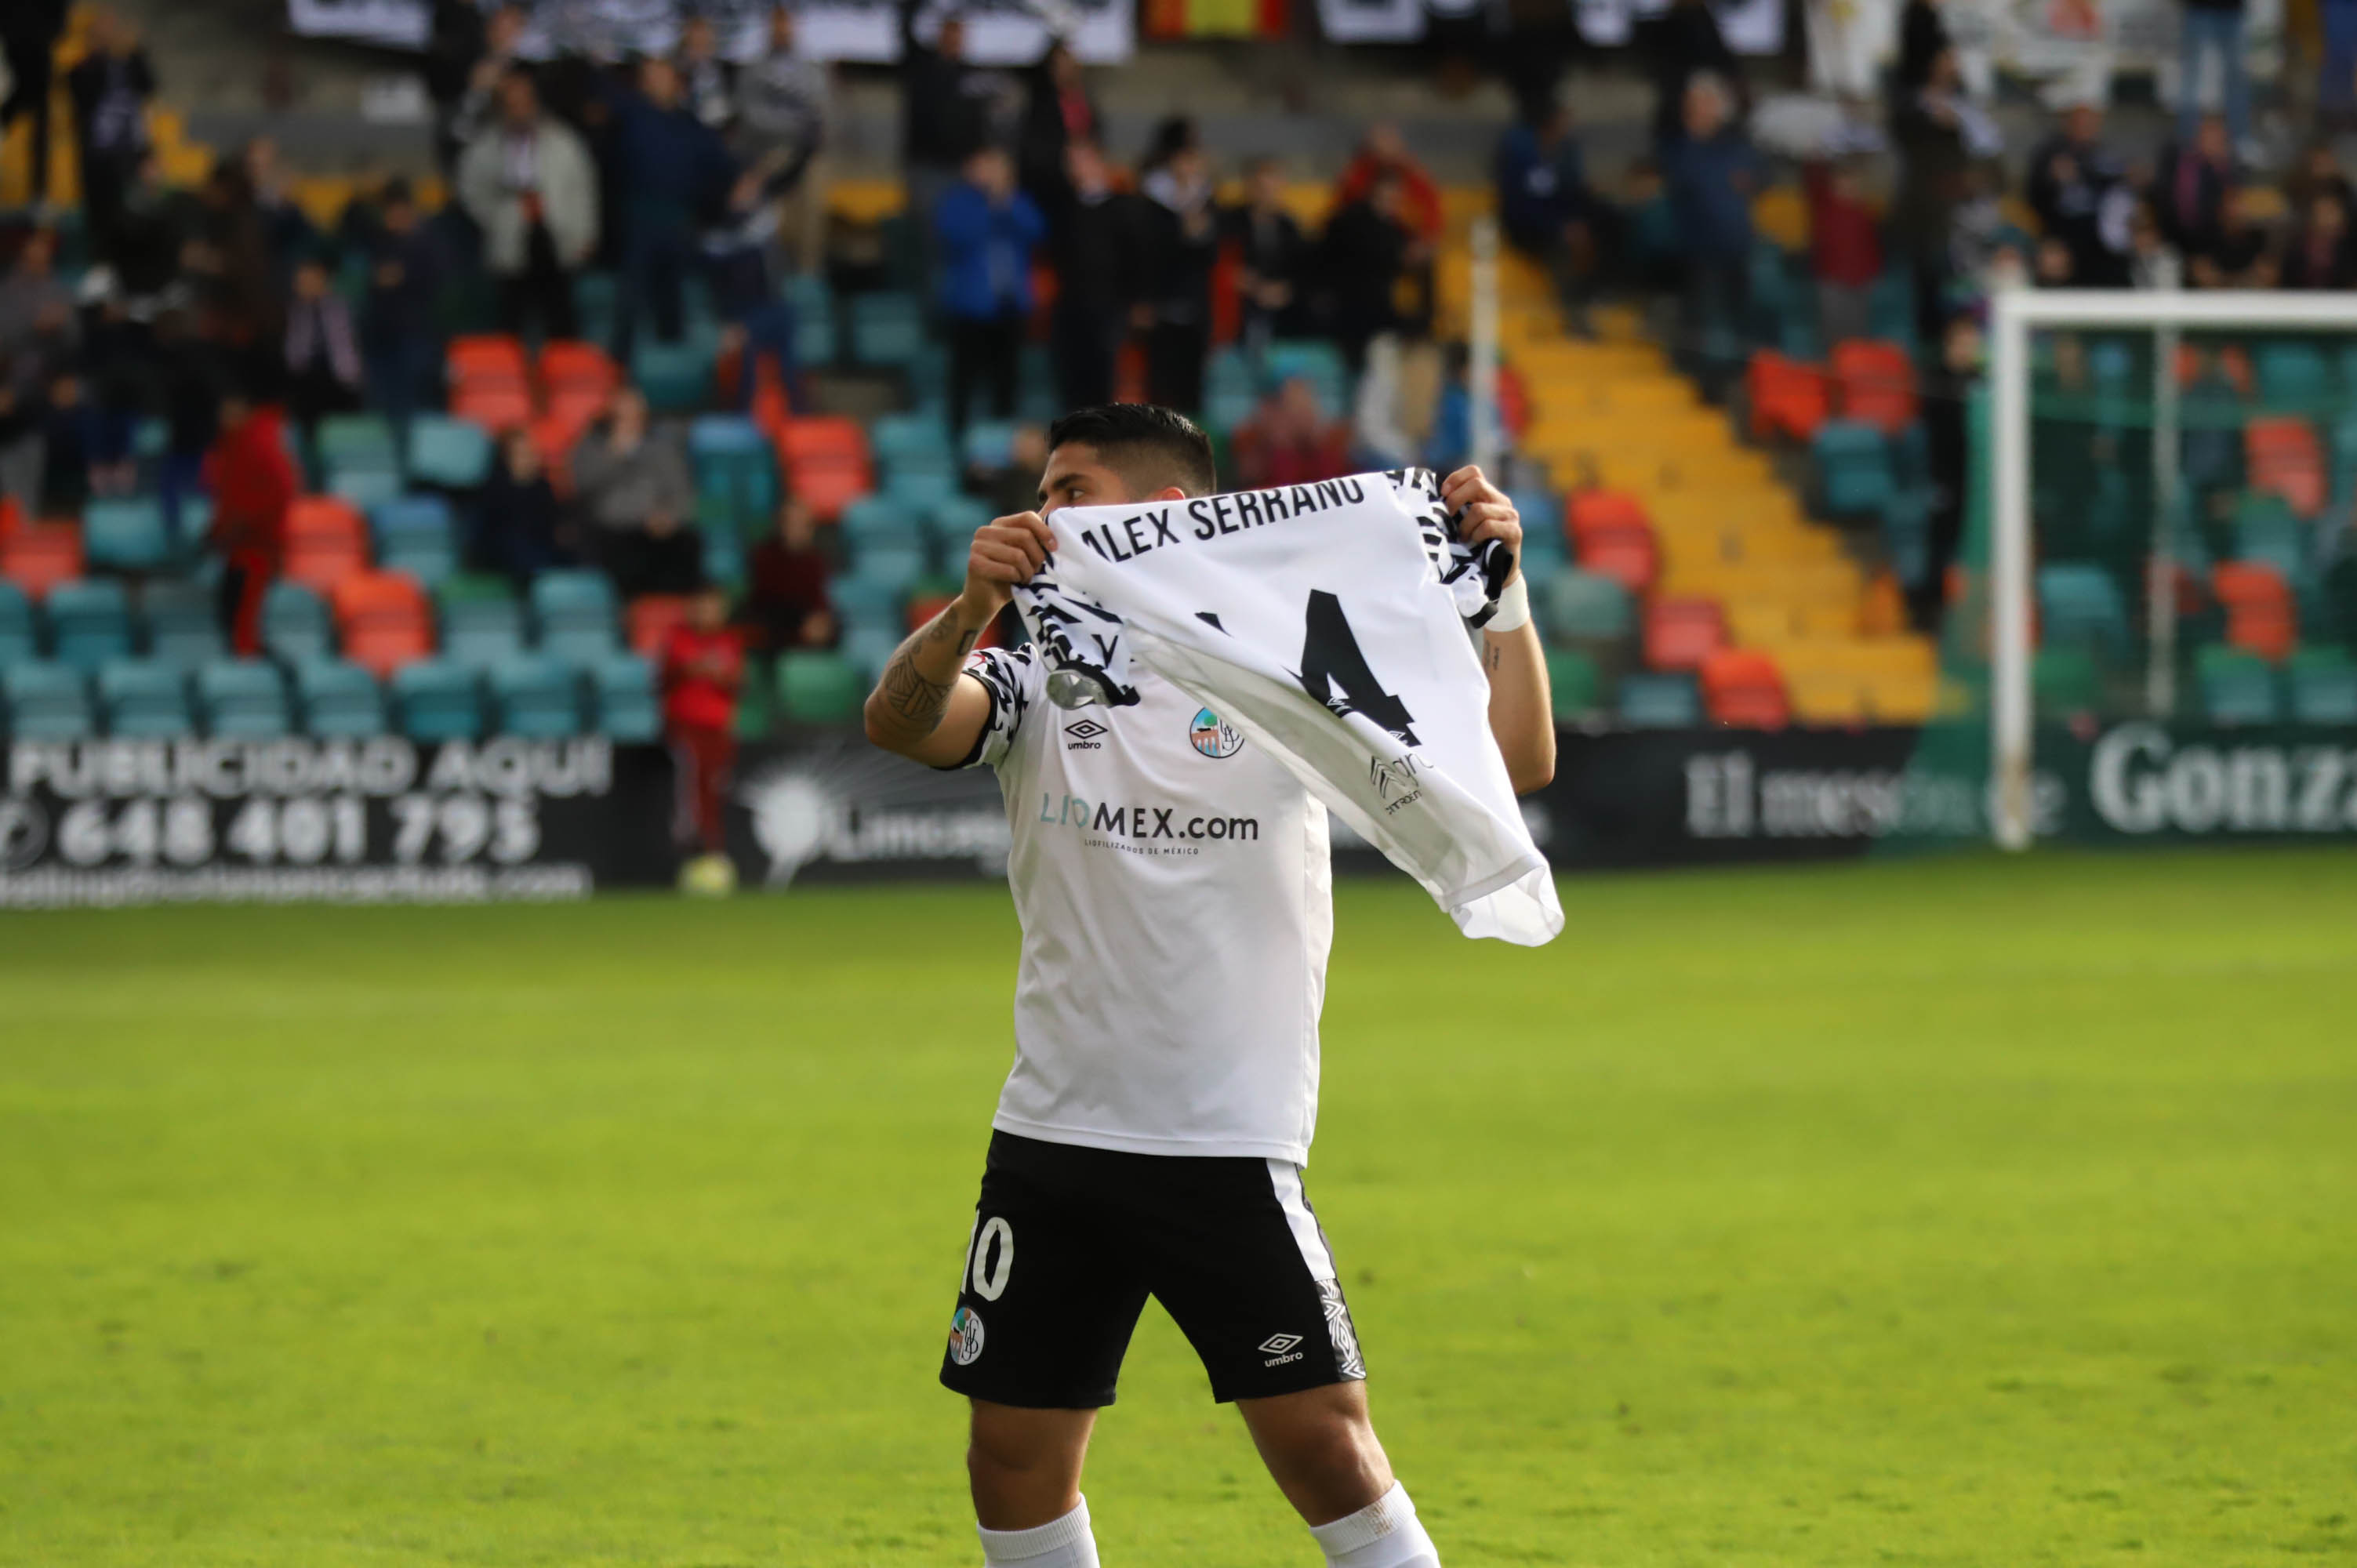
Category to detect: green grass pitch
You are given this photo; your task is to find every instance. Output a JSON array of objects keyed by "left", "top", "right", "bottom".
[{"left": 4, "top": 848, "right": 2355, "bottom": 1566}]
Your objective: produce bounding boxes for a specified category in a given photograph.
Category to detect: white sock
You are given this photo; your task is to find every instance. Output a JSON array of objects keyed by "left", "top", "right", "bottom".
[
  {"left": 1308, "top": 1482, "right": 1440, "bottom": 1568},
  {"left": 978, "top": 1495, "right": 1099, "bottom": 1567}
]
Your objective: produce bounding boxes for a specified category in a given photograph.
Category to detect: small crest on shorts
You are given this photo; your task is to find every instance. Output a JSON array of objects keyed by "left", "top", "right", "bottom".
[{"left": 949, "top": 1305, "right": 986, "bottom": 1366}]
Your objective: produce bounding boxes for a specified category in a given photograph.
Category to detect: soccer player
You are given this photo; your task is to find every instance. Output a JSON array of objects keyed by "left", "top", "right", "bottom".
[{"left": 863, "top": 405, "right": 1551, "bottom": 1568}]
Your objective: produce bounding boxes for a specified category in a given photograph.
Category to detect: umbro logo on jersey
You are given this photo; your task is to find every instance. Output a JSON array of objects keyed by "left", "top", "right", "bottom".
[
  {"left": 1063, "top": 718, "right": 1109, "bottom": 750},
  {"left": 1258, "top": 1331, "right": 1306, "bottom": 1367}
]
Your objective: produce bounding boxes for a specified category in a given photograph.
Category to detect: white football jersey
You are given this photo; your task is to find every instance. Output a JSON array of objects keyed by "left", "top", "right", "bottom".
[{"left": 957, "top": 645, "right": 1335, "bottom": 1165}]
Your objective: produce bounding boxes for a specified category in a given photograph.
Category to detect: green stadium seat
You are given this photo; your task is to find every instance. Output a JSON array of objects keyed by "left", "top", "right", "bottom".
[
  {"left": 1, "top": 662, "right": 93, "bottom": 738},
  {"left": 439, "top": 590, "right": 528, "bottom": 668},
  {"left": 634, "top": 336, "right": 716, "bottom": 412},
  {"left": 0, "top": 581, "right": 33, "bottom": 666},
  {"left": 45, "top": 580, "right": 133, "bottom": 670},
  {"left": 849, "top": 292, "right": 926, "bottom": 368},
  {"left": 926, "top": 495, "right": 994, "bottom": 554},
  {"left": 196, "top": 659, "right": 292, "bottom": 738},
  {"left": 2286, "top": 647, "right": 2357, "bottom": 724},
  {"left": 1618, "top": 671, "right": 1702, "bottom": 728},
  {"left": 293, "top": 659, "right": 387, "bottom": 737},
  {"left": 690, "top": 415, "right": 780, "bottom": 532},
  {"left": 370, "top": 495, "right": 456, "bottom": 550},
  {"left": 884, "top": 466, "right": 961, "bottom": 510},
  {"left": 2254, "top": 343, "right": 2333, "bottom": 410},
  {"left": 962, "top": 419, "right": 1022, "bottom": 470},
  {"left": 2033, "top": 648, "right": 2104, "bottom": 717},
  {"left": 844, "top": 547, "right": 928, "bottom": 600},
  {"left": 488, "top": 654, "right": 584, "bottom": 738},
  {"left": 98, "top": 659, "right": 192, "bottom": 737},
  {"left": 778, "top": 649, "right": 866, "bottom": 724},
  {"left": 841, "top": 625, "right": 903, "bottom": 684},
  {"left": 381, "top": 533, "right": 457, "bottom": 588},
  {"left": 2196, "top": 646, "right": 2280, "bottom": 726},
  {"left": 1546, "top": 648, "right": 1601, "bottom": 722},
  {"left": 2037, "top": 564, "right": 2131, "bottom": 662},
  {"left": 591, "top": 654, "right": 661, "bottom": 740},
  {"left": 262, "top": 581, "right": 335, "bottom": 664},
  {"left": 82, "top": 499, "right": 173, "bottom": 572},
  {"left": 318, "top": 413, "right": 400, "bottom": 467},
  {"left": 1812, "top": 421, "right": 1898, "bottom": 520},
  {"left": 405, "top": 415, "right": 493, "bottom": 488},
  {"left": 840, "top": 496, "right": 928, "bottom": 552},
  {"left": 392, "top": 659, "right": 485, "bottom": 741},
  {"left": 327, "top": 466, "right": 405, "bottom": 509},
  {"left": 1542, "top": 568, "right": 1633, "bottom": 643},
  {"left": 870, "top": 412, "right": 952, "bottom": 463},
  {"left": 529, "top": 570, "right": 620, "bottom": 663},
  {"left": 142, "top": 582, "right": 226, "bottom": 668}
]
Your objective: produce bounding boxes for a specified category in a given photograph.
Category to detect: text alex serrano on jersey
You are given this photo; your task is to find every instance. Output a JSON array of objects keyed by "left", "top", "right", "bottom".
[{"left": 1073, "top": 478, "right": 1374, "bottom": 566}]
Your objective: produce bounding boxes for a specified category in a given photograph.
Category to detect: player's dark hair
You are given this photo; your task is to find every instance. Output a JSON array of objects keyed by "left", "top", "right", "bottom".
[{"left": 1046, "top": 405, "right": 1218, "bottom": 498}]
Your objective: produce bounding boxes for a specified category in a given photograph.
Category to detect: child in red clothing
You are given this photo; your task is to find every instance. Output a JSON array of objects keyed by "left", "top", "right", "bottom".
[
  {"left": 202, "top": 395, "right": 299, "bottom": 655},
  {"left": 661, "top": 584, "right": 745, "bottom": 872}
]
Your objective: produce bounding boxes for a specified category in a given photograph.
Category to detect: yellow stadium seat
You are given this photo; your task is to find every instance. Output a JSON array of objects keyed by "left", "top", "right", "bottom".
[
  {"left": 829, "top": 180, "right": 907, "bottom": 225},
  {"left": 1751, "top": 183, "right": 1809, "bottom": 252}
]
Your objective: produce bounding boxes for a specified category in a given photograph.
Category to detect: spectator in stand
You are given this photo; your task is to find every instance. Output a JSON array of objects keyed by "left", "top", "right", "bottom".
[
  {"left": 1231, "top": 376, "right": 1351, "bottom": 492},
  {"left": 2285, "top": 141, "right": 2356, "bottom": 216},
  {"left": 1043, "top": 140, "right": 1144, "bottom": 412},
  {"left": 661, "top": 582, "right": 746, "bottom": 874},
  {"left": 1496, "top": 102, "right": 1600, "bottom": 328},
  {"left": 743, "top": 496, "right": 837, "bottom": 654},
  {"left": 109, "top": 151, "right": 191, "bottom": 311},
  {"left": 1662, "top": 76, "right": 1758, "bottom": 400},
  {"left": 152, "top": 308, "right": 228, "bottom": 549},
  {"left": 476, "top": 426, "right": 575, "bottom": 589},
  {"left": 1896, "top": 0, "right": 1952, "bottom": 98},
  {"left": 705, "top": 163, "right": 807, "bottom": 409},
  {"left": 204, "top": 392, "right": 298, "bottom": 655},
  {"left": 0, "top": 230, "right": 78, "bottom": 514},
  {"left": 1322, "top": 170, "right": 1414, "bottom": 376},
  {"left": 1805, "top": 158, "right": 1882, "bottom": 348},
  {"left": 242, "top": 138, "right": 318, "bottom": 290},
  {"left": 677, "top": 13, "right": 736, "bottom": 131},
  {"left": 902, "top": 6, "right": 994, "bottom": 279},
  {"left": 2326, "top": 0, "right": 2357, "bottom": 130},
  {"left": 2155, "top": 112, "right": 2235, "bottom": 260},
  {"left": 357, "top": 178, "right": 448, "bottom": 440},
  {"left": 2, "top": 0, "right": 71, "bottom": 212},
  {"left": 184, "top": 162, "right": 283, "bottom": 368},
  {"left": 459, "top": 67, "right": 600, "bottom": 345},
  {"left": 606, "top": 56, "right": 736, "bottom": 363},
  {"left": 1335, "top": 125, "right": 1440, "bottom": 335},
  {"left": 2187, "top": 183, "right": 2276, "bottom": 287},
  {"left": 424, "top": 0, "right": 509, "bottom": 172},
  {"left": 2180, "top": 0, "right": 2250, "bottom": 155},
  {"left": 1915, "top": 314, "right": 1979, "bottom": 630},
  {"left": 1231, "top": 157, "right": 1309, "bottom": 361},
  {"left": 935, "top": 146, "right": 1045, "bottom": 439},
  {"left": 1138, "top": 116, "right": 1218, "bottom": 416},
  {"left": 281, "top": 253, "right": 365, "bottom": 471},
  {"left": 1020, "top": 39, "right": 1100, "bottom": 211},
  {"left": 2027, "top": 100, "right": 2134, "bottom": 289},
  {"left": 736, "top": 4, "right": 833, "bottom": 275},
  {"left": 574, "top": 387, "right": 701, "bottom": 598},
  {"left": 1893, "top": 46, "right": 1978, "bottom": 348},
  {"left": 2280, "top": 191, "right": 2357, "bottom": 289},
  {"left": 67, "top": 9, "right": 157, "bottom": 264},
  {"left": 1644, "top": 0, "right": 1741, "bottom": 151}
]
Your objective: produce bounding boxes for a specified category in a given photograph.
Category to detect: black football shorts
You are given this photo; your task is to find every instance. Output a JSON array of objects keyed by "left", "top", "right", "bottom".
[{"left": 939, "top": 1131, "right": 1367, "bottom": 1408}]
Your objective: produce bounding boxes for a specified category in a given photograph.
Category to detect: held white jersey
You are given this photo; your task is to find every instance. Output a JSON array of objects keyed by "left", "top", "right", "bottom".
[
  {"left": 1030, "top": 472, "right": 1563, "bottom": 946},
  {"left": 956, "top": 645, "right": 1335, "bottom": 1165}
]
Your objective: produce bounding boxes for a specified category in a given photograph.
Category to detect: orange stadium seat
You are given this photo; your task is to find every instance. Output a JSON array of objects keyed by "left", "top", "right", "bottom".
[
  {"left": 448, "top": 334, "right": 529, "bottom": 389},
  {"left": 2244, "top": 417, "right": 2326, "bottom": 515},
  {"left": 1565, "top": 488, "right": 1650, "bottom": 544},
  {"left": 1643, "top": 596, "right": 1727, "bottom": 671},
  {"left": 331, "top": 571, "right": 435, "bottom": 677},
  {"left": 453, "top": 383, "right": 537, "bottom": 432},
  {"left": 1747, "top": 351, "right": 1830, "bottom": 442},
  {"left": 627, "top": 594, "right": 691, "bottom": 656},
  {"left": 539, "top": 340, "right": 619, "bottom": 399},
  {"left": 2, "top": 523, "right": 84, "bottom": 600},
  {"left": 2211, "top": 561, "right": 2297, "bottom": 661},
  {"left": 776, "top": 416, "right": 870, "bottom": 467},
  {"left": 1832, "top": 339, "right": 1917, "bottom": 434},
  {"left": 281, "top": 498, "right": 371, "bottom": 592},
  {"left": 1701, "top": 648, "right": 1790, "bottom": 728}
]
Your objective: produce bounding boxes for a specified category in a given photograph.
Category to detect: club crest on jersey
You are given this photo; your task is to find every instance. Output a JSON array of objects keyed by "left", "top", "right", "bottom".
[
  {"left": 949, "top": 1305, "right": 986, "bottom": 1366},
  {"left": 1189, "top": 708, "right": 1246, "bottom": 759}
]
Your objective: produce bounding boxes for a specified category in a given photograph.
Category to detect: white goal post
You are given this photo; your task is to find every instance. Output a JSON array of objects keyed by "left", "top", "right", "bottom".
[{"left": 1987, "top": 285, "right": 2357, "bottom": 851}]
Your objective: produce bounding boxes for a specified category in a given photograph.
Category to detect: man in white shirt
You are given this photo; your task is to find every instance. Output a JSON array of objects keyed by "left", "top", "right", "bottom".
[{"left": 863, "top": 405, "right": 1552, "bottom": 1568}]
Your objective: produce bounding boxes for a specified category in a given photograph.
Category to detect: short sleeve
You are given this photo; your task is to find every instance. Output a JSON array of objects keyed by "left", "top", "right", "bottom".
[{"left": 949, "top": 644, "right": 1044, "bottom": 771}]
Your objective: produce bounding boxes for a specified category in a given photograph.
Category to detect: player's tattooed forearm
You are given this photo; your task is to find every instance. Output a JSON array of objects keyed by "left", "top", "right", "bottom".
[
  {"left": 878, "top": 652, "right": 956, "bottom": 726},
  {"left": 921, "top": 615, "right": 980, "bottom": 658}
]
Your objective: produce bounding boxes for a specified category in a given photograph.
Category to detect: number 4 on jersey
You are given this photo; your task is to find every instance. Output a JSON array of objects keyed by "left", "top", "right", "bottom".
[{"left": 1296, "top": 590, "right": 1419, "bottom": 745}]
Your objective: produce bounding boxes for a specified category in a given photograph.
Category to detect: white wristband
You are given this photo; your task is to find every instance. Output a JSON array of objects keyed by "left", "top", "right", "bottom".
[{"left": 1484, "top": 575, "right": 1531, "bottom": 633}]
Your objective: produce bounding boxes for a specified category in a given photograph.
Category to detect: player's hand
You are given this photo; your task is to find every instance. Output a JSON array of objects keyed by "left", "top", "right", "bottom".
[
  {"left": 1442, "top": 465, "right": 1524, "bottom": 586},
  {"left": 959, "top": 510, "right": 1057, "bottom": 621}
]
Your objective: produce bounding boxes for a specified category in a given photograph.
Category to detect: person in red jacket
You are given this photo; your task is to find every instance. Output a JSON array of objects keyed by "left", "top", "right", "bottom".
[
  {"left": 202, "top": 394, "right": 297, "bottom": 655},
  {"left": 1805, "top": 158, "right": 1884, "bottom": 350},
  {"left": 661, "top": 582, "right": 745, "bottom": 885}
]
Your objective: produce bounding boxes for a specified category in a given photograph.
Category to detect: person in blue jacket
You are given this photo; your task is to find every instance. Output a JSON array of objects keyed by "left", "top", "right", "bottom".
[
  {"left": 604, "top": 56, "right": 736, "bottom": 365},
  {"left": 1661, "top": 74, "right": 1760, "bottom": 400},
  {"left": 934, "top": 147, "right": 1046, "bottom": 440}
]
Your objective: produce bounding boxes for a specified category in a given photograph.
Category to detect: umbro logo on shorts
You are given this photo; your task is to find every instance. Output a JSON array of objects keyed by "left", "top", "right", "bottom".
[{"left": 1258, "top": 1332, "right": 1305, "bottom": 1367}]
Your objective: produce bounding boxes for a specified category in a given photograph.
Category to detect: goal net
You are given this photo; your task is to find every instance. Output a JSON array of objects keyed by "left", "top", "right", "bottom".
[{"left": 1941, "top": 288, "right": 2357, "bottom": 850}]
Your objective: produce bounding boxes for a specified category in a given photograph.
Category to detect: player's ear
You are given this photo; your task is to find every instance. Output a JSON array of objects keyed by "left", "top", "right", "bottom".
[{"left": 1151, "top": 485, "right": 1189, "bottom": 503}]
